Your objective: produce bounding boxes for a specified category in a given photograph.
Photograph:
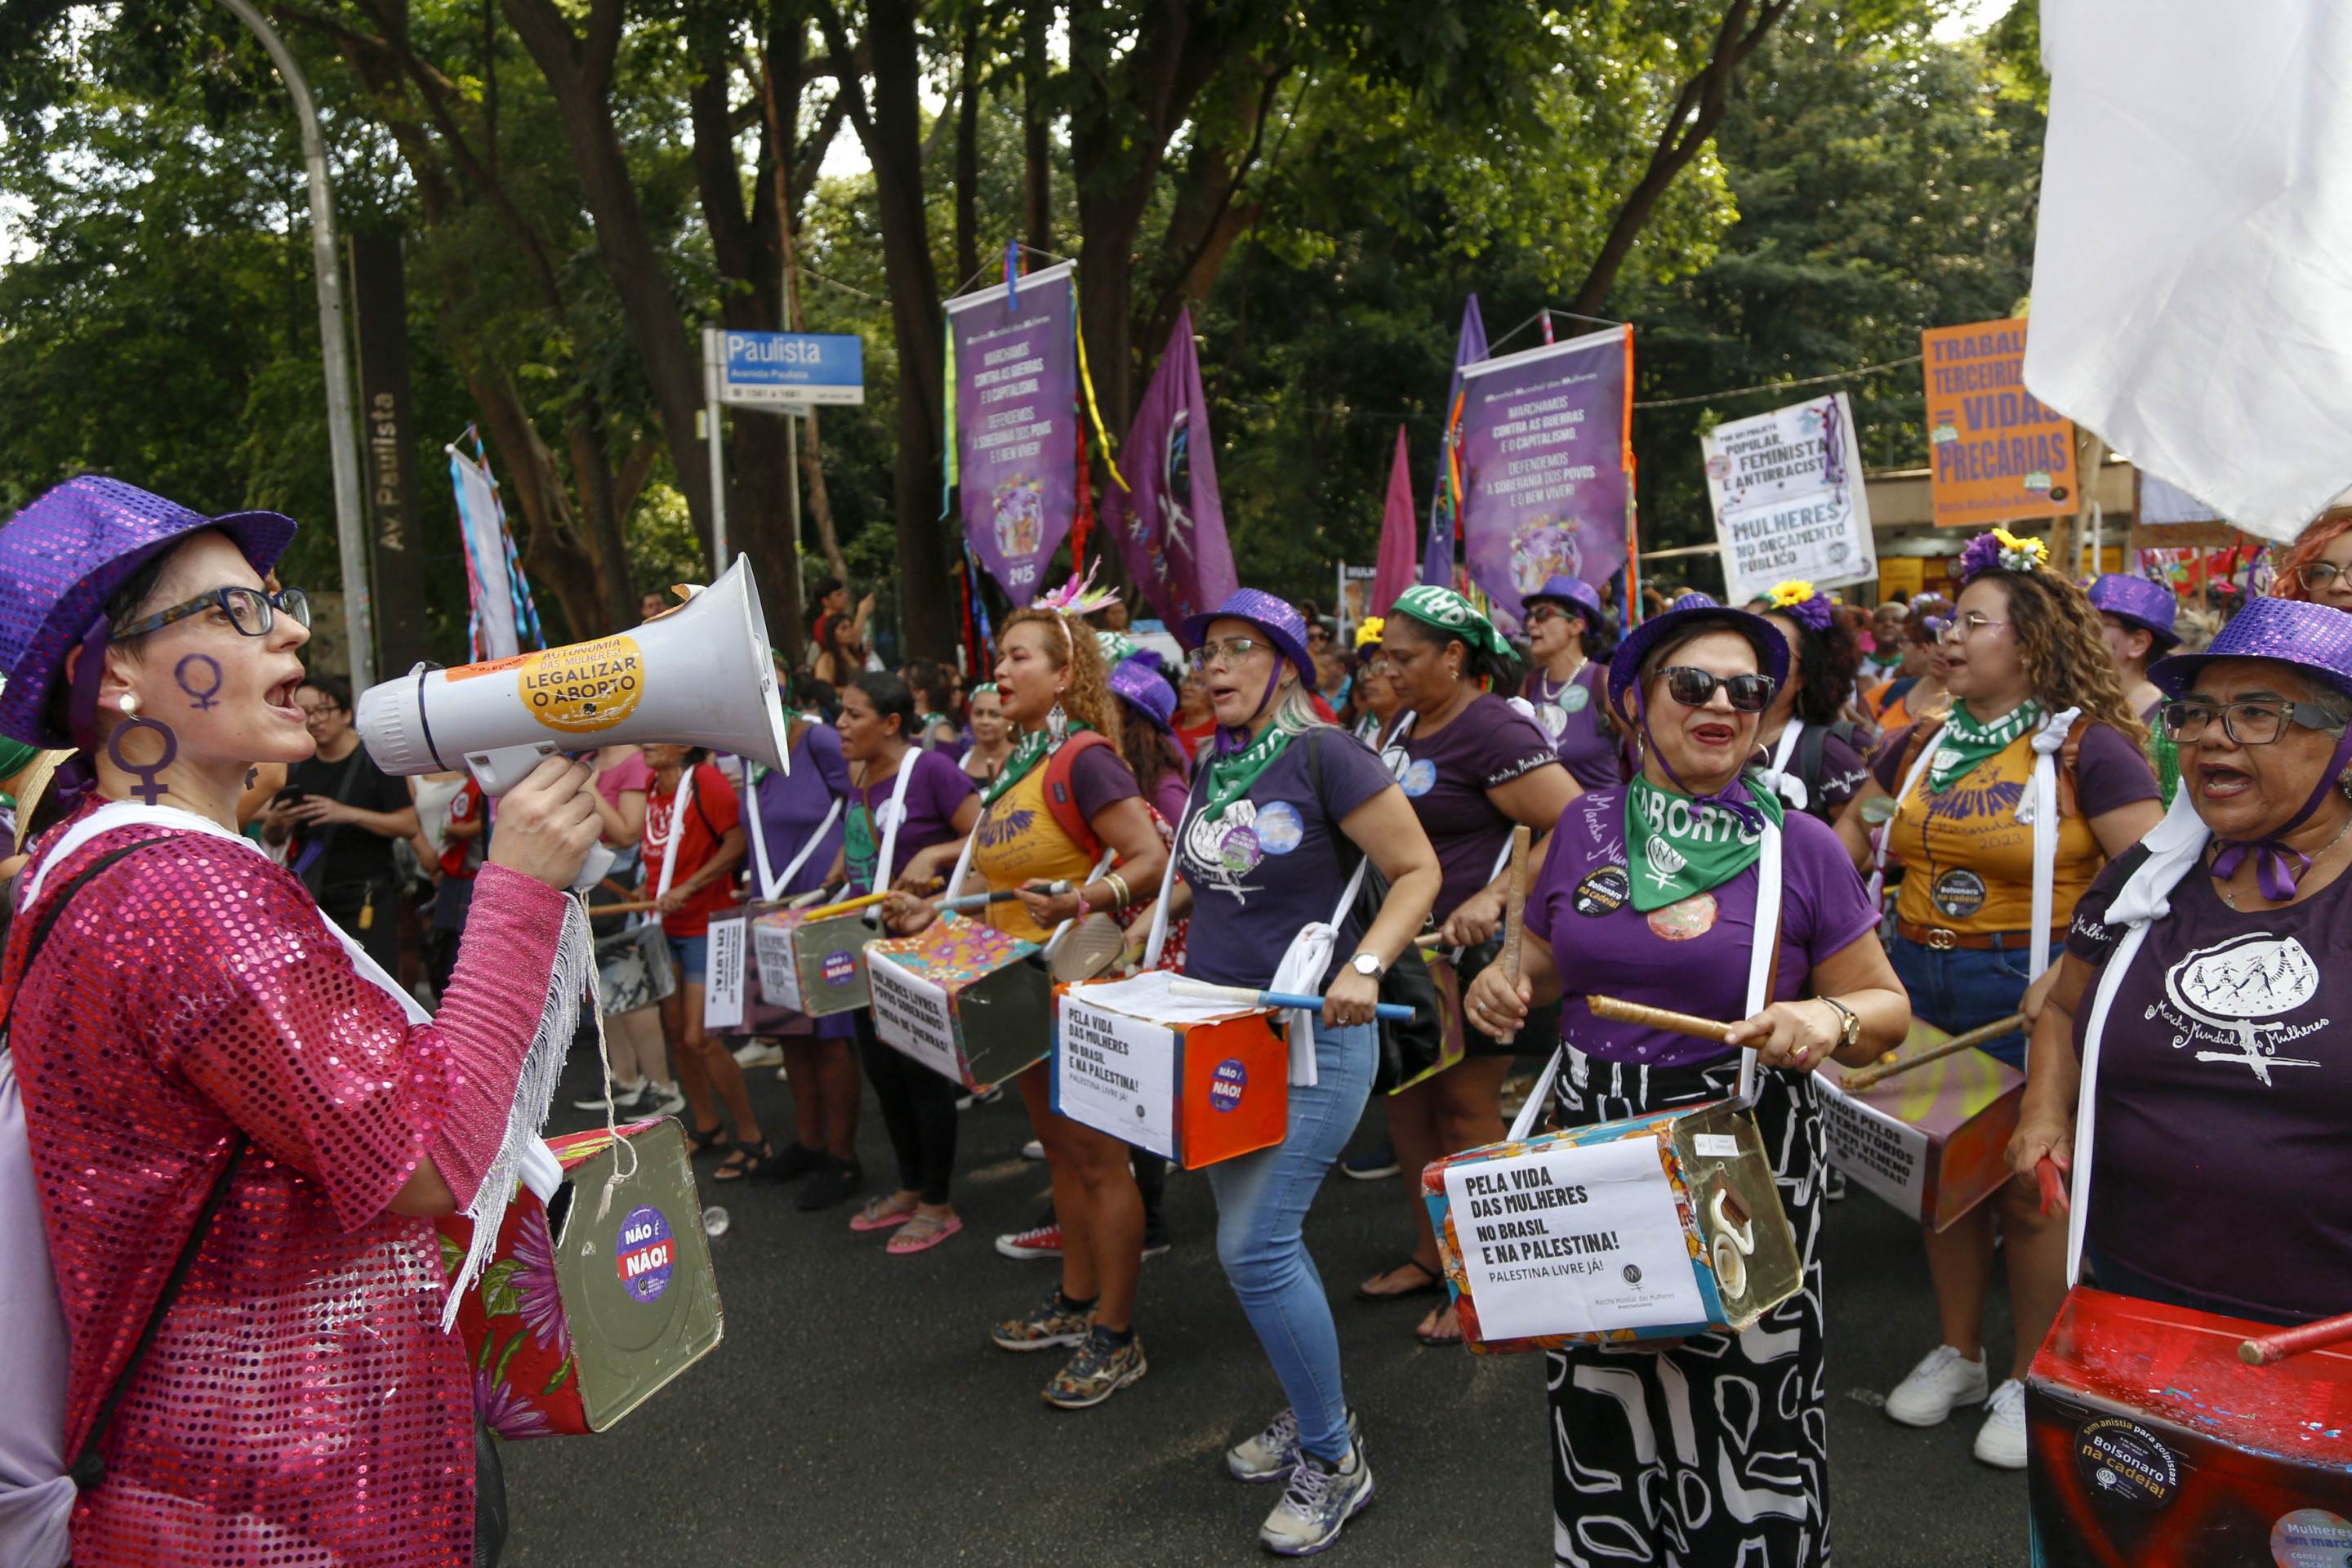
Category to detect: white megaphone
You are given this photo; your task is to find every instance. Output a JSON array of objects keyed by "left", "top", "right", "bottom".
[{"left": 355, "top": 554, "right": 792, "bottom": 889}]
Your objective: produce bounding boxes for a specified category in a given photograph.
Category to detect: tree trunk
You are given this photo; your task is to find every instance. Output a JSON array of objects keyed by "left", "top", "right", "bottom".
[
  {"left": 1022, "top": 2, "right": 1051, "bottom": 250},
  {"left": 956, "top": 12, "right": 981, "bottom": 291}
]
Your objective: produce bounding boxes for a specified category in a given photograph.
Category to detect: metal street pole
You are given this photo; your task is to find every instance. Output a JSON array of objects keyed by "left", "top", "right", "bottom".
[{"left": 215, "top": 0, "right": 374, "bottom": 688}]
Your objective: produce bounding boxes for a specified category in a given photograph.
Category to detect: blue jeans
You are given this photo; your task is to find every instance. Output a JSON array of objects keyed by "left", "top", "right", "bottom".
[
  {"left": 1205, "top": 1019, "right": 1376, "bottom": 1463},
  {"left": 1887, "top": 933, "right": 2034, "bottom": 1069},
  {"left": 666, "top": 933, "right": 709, "bottom": 987}
]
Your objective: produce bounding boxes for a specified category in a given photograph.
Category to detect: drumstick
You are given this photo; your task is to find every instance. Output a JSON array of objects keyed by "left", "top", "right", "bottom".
[
  {"left": 940, "top": 880, "right": 1071, "bottom": 913},
  {"left": 1840, "top": 1013, "right": 2028, "bottom": 1092},
  {"left": 1587, "top": 994, "right": 1735, "bottom": 1043},
  {"left": 1494, "top": 824, "right": 1534, "bottom": 1044},
  {"left": 796, "top": 889, "right": 890, "bottom": 922},
  {"left": 590, "top": 899, "right": 662, "bottom": 918},
  {"left": 2239, "top": 1308, "right": 2352, "bottom": 1366},
  {"left": 2034, "top": 1155, "right": 2069, "bottom": 1216},
  {"left": 1168, "top": 978, "right": 1418, "bottom": 1022}
]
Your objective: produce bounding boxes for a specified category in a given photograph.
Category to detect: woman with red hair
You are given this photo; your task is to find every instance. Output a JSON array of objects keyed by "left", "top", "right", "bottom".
[{"left": 2274, "top": 497, "right": 2352, "bottom": 610}]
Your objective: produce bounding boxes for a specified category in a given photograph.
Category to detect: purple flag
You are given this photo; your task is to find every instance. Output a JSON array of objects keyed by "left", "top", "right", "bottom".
[
  {"left": 1373, "top": 425, "right": 1418, "bottom": 618},
  {"left": 948, "top": 259, "right": 1080, "bottom": 599},
  {"left": 1103, "top": 309, "right": 1237, "bottom": 626},
  {"left": 1457, "top": 323, "right": 1633, "bottom": 634},
  {"left": 1422, "top": 294, "right": 1488, "bottom": 587}
]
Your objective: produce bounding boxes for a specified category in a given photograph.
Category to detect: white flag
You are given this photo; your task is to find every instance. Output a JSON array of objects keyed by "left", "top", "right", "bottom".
[{"left": 449, "top": 448, "right": 519, "bottom": 660}]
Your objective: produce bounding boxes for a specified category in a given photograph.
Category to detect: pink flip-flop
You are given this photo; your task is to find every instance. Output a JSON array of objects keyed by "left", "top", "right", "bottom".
[
  {"left": 849, "top": 1196, "right": 917, "bottom": 1232},
  {"left": 886, "top": 1214, "right": 964, "bottom": 1255}
]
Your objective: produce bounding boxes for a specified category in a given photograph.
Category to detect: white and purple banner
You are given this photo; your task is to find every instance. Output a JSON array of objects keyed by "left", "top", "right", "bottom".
[
  {"left": 947, "top": 260, "right": 1080, "bottom": 599},
  {"left": 1701, "top": 390, "right": 1875, "bottom": 604},
  {"left": 1457, "top": 324, "right": 1633, "bottom": 633}
]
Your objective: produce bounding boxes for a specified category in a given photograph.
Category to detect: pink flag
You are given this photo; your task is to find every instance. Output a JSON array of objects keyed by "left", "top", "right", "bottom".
[{"left": 1373, "top": 425, "right": 1417, "bottom": 618}]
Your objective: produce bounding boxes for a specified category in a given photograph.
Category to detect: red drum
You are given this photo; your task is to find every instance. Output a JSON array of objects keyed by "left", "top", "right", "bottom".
[{"left": 2028, "top": 1286, "right": 2352, "bottom": 1566}]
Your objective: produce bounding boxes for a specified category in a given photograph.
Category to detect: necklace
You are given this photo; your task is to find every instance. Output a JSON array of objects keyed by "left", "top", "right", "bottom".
[
  {"left": 2215, "top": 812, "right": 2352, "bottom": 908},
  {"left": 1534, "top": 655, "right": 1588, "bottom": 706}
]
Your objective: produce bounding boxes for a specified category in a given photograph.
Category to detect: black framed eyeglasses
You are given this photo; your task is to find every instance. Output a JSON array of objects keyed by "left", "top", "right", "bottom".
[
  {"left": 2160, "top": 698, "right": 2342, "bottom": 746},
  {"left": 113, "top": 586, "right": 310, "bottom": 642},
  {"left": 1659, "top": 665, "right": 1775, "bottom": 713}
]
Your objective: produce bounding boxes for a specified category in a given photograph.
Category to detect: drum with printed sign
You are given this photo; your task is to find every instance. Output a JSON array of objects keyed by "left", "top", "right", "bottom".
[
  {"left": 1817, "top": 1017, "right": 2025, "bottom": 1232},
  {"left": 2026, "top": 1286, "right": 2352, "bottom": 1566},
  {"left": 595, "top": 923, "right": 675, "bottom": 1017},
  {"left": 1052, "top": 971, "right": 1290, "bottom": 1169},
  {"left": 865, "top": 913, "right": 1053, "bottom": 1089},
  {"left": 1419, "top": 1098, "right": 1800, "bottom": 1353},
  {"left": 434, "top": 1118, "right": 723, "bottom": 1437},
  {"left": 750, "top": 905, "right": 880, "bottom": 1018}
]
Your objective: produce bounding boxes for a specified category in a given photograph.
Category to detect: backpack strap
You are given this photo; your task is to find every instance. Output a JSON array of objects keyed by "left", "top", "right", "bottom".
[
  {"left": 1796, "top": 722, "right": 1828, "bottom": 800},
  {"left": 2056, "top": 726, "right": 2087, "bottom": 821},
  {"left": 1040, "top": 731, "right": 1115, "bottom": 862}
]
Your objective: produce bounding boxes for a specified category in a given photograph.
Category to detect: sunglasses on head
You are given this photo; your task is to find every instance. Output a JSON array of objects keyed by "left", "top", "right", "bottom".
[{"left": 1657, "top": 665, "right": 1775, "bottom": 713}]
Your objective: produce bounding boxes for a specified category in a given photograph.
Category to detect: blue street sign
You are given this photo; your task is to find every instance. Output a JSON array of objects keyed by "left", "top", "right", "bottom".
[{"left": 710, "top": 330, "right": 866, "bottom": 408}]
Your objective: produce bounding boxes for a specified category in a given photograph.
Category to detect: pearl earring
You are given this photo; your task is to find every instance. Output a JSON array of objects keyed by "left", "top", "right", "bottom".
[{"left": 118, "top": 693, "right": 140, "bottom": 716}]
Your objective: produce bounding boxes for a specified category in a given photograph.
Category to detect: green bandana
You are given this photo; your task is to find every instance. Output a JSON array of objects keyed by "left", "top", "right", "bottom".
[
  {"left": 1624, "top": 775, "right": 1784, "bottom": 912},
  {"left": 1927, "top": 699, "right": 2043, "bottom": 792},
  {"left": 980, "top": 722, "right": 1094, "bottom": 806},
  {"left": 845, "top": 795, "right": 880, "bottom": 889},
  {"left": 1200, "top": 724, "right": 1296, "bottom": 825},
  {"left": 1389, "top": 586, "right": 1514, "bottom": 662}
]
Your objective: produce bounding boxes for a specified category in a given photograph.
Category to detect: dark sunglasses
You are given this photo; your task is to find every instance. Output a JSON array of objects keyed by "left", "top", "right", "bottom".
[{"left": 1658, "top": 665, "right": 1775, "bottom": 713}]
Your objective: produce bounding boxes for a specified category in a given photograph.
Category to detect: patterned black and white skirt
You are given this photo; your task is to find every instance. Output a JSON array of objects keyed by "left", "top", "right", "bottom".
[{"left": 1544, "top": 1047, "right": 1829, "bottom": 1567}]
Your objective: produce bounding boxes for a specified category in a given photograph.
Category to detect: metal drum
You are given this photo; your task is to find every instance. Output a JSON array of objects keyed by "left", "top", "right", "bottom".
[
  {"left": 865, "top": 914, "right": 1054, "bottom": 1089},
  {"left": 595, "top": 923, "right": 675, "bottom": 1017},
  {"left": 751, "top": 906, "right": 880, "bottom": 1018}
]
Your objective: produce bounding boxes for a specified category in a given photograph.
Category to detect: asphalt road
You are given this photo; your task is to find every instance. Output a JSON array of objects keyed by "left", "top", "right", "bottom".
[{"left": 503, "top": 1052, "right": 2031, "bottom": 1566}]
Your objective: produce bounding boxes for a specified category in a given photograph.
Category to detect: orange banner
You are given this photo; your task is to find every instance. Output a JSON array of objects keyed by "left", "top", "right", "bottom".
[{"left": 1922, "top": 318, "right": 2077, "bottom": 528}]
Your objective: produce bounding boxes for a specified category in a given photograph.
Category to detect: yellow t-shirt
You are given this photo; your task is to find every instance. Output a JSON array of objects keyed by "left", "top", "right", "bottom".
[
  {"left": 971, "top": 747, "right": 1102, "bottom": 943},
  {"left": 1886, "top": 728, "right": 2102, "bottom": 936}
]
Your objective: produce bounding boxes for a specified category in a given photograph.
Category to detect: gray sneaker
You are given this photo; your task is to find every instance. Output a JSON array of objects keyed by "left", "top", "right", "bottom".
[
  {"left": 1259, "top": 1445, "right": 1374, "bottom": 1556},
  {"left": 1227, "top": 1407, "right": 1364, "bottom": 1483}
]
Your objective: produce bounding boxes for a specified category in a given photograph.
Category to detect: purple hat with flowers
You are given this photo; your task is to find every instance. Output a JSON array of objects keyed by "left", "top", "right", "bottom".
[
  {"left": 1524, "top": 574, "right": 1606, "bottom": 625},
  {"left": 1181, "top": 589, "right": 1318, "bottom": 688},
  {"left": 0, "top": 476, "right": 297, "bottom": 748},
  {"left": 1607, "top": 592, "right": 1789, "bottom": 720},
  {"left": 2149, "top": 595, "right": 2352, "bottom": 702},
  {"left": 1107, "top": 654, "right": 1177, "bottom": 737},
  {"left": 2087, "top": 572, "right": 2180, "bottom": 650}
]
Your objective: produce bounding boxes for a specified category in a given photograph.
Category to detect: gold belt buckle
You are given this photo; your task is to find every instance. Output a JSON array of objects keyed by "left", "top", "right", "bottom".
[{"left": 1927, "top": 927, "right": 1958, "bottom": 951}]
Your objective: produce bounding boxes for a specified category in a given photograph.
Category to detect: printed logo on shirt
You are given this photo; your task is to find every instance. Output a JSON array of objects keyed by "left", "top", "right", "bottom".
[
  {"left": 1575, "top": 866, "right": 1629, "bottom": 918},
  {"left": 1646, "top": 892, "right": 1717, "bottom": 942},
  {"left": 617, "top": 1204, "right": 675, "bottom": 1303},
  {"left": 1183, "top": 799, "right": 1266, "bottom": 902},
  {"left": 2157, "top": 932, "right": 2327, "bottom": 1085},
  {"left": 875, "top": 798, "right": 906, "bottom": 832},
  {"left": 1931, "top": 868, "right": 1987, "bottom": 919},
  {"left": 1254, "top": 800, "right": 1304, "bottom": 855},
  {"left": 1538, "top": 704, "right": 1569, "bottom": 739},
  {"left": 1486, "top": 753, "right": 1556, "bottom": 788},
  {"left": 1561, "top": 684, "right": 1591, "bottom": 715},
  {"left": 1402, "top": 759, "right": 1438, "bottom": 798}
]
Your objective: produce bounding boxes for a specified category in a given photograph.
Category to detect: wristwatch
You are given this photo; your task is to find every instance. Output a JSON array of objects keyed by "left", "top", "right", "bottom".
[
  {"left": 1819, "top": 995, "right": 1861, "bottom": 1053},
  {"left": 1350, "top": 953, "right": 1386, "bottom": 980}
]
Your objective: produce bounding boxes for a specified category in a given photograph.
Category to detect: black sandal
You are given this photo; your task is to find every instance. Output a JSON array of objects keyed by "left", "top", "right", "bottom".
[
  {"left": 712, "top": 1138, "right": 775, "bottom": 1183},
  {"left": 1355, "top": 1257, "right": 1442, "bottom": 1302},
  {"left": 684, "top": 1124, "right": 734, "bottom": 1160}
]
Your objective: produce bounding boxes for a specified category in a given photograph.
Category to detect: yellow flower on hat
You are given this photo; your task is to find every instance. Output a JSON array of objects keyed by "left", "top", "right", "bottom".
[
  {"left": 1767, "top": 580, "right": 1817, "bottom": 611},
  {"left": 1993, "top": 528, "right": 2049, "bottom": 570},
  {"left": 1354, "top": 617, "right": 1385, "bottom": 650}
]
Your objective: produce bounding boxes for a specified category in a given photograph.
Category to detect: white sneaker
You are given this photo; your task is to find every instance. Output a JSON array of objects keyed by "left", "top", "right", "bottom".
[
  {"left": 573, "top": 1078, "right": 646, "bottom": 1112},
  {"left": 733, "top": 1040, "right": 784, "bottom": 1070},
  {"left": 1973, "top": 1379, "right": 2029, "bottom": 1469},
  {"left": 644, "top": 1083, "right": 688, "bottom": 1118},
  {"left": 1021, "top": 1138, "right": 1046, "bottom": 1161},
  {"left": 1884, "top": 1344, "right": 1989, "bottom": 1427}
]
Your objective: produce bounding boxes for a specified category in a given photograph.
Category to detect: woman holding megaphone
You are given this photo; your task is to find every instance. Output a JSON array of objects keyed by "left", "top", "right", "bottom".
[
  {"left": 881, "top": 581, "right": 1168, "bottom": 1410},
  {"left": 0, "top": 477, "right": 605, "bottom": 1568}
]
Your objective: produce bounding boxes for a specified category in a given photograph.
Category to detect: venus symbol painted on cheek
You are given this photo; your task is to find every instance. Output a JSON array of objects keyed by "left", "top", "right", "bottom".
[
  {"left": 175, "top": 653, "right": 223, "bottom": 710},
  {"left": 108, "top": 715, "right": 180, "bottom": 806}
]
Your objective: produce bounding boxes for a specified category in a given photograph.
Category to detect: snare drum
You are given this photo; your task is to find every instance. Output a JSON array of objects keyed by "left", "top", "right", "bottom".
[
  {"left": 595, "top": 923, "right": 675, "bottom": 1017},
  {"left": 1053, "top": 970, "right": 1288, "bottom": 1169},
  {"left": 1817, "top": 1017, "right": 2025, "bottom": 1232},
  {"left": 864, "top": 914, "right": 1052, "bottom": 1089}
]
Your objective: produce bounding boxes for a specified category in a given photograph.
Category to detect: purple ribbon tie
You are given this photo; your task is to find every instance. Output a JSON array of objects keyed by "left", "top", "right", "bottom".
[{"left": 2209, "top": 838, "right": 2311, "bottom": 902}]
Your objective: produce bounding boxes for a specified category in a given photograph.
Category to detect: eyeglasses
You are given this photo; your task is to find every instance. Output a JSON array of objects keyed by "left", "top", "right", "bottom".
[
  {"left": 296, "top": 700, "right": 343, "bottom": 720},
  {"left": 1658, "top": 666, "right": 1775, "bottom": 713},
  {"left": 1304, "top": 627, "right": 1333, "bottom": 646},
  {"left": 1940, "top": 612, "right": 2007, "bottom": 643},
  {"left": 2299, "top": 562, "right": 2352, "bottom": 590},
  {"left": 1359, "top": 654, "right": 1395, "bottom": 675},
  {"left": 1187, "top": 637, "right": 1269, "bottom": 673},
  {"left": 114, "top": 586, "right": 310, "bottom": 642},
  {"left": 1524, "top": 604, "right": 1578, "bottom": 627},
  {"left": 2159, "top": 698, "right": 2343, "bottom": 746}
]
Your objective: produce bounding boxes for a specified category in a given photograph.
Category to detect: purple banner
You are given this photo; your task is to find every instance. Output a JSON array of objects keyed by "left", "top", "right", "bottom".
[
  {"left": 1458, "top": 325, "right": 1633, "bottom": 633},
  {"left": 1103, "top": 309, "right": 1237, "bottom": 626},
  {"left": 1423, "top": 294, "right": 1488, "bottom": 588},
  {"left": 948, "top": 260, "right": 1080, "bottom": 599}
]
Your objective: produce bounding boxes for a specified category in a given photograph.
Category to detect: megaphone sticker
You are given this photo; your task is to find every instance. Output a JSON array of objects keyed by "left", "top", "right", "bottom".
[{"left": 448, "top": 633, "right": 647, "bottom": 734}]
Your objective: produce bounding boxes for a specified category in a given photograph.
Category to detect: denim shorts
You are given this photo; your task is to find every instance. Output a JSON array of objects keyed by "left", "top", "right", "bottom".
[
  {"left": 1886, "top": 933, "right": 2034, "bottom": 1070},
  {"left": 667, "top": 933, "right": 710, "bottom": 987}
]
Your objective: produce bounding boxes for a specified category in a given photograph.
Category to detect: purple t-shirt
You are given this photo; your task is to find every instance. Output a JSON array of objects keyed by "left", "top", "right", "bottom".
[
  {"left": 1869, "top": 718, "right": 2156, "bottom": 816},
  {"left": 845, "top": 747, "right": 976, "bottom": 894},
  {"left": 1175, "top": 728, "right": 1397, "bottom": 990},
  {"left": 1766, "top": 722, "right": 1869, "bottom": 823},
  {"left": 2065, "top": 852, "right": 2352, "bottom": 1322},
  {"left": 1522, "top": 665, "right": 1622, "bottom": 793},
  {"left": 751, "top": 723, "right": 850, "bottom": 899},
  {"left": 1389, "top": 693, "right": 1562, "bottom": 920},
  {"left": 1526, "top": 789, "right": 1881, "bottom": 1069}
]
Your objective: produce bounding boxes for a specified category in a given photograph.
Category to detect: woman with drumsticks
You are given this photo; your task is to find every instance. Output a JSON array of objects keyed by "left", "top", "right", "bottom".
[
  {"left": 2011, "top": 596, "right": 2352, "bottom": 1330},
  {"left": 1833, "top": 529, "right": 2162, "bottom": 1468},
  {"left": 1352, "top": 585, "right": 1579, "bottom": 1349},
  {"left": 1466, "top": 591, "right": 1908, "bottom": 1567},
  {"left": 1142, "top": 591, "right": 1439, "bottom": 1554},
  {"left": 880, "top": 577, "right": 1168, "bottom": 1410}
]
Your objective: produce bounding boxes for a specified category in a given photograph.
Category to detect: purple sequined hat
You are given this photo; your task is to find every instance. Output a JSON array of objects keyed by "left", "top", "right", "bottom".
[
  {"left": 1181, "top": 589, "right": 1318, "bottom": 688},
  {"left": 2149, "top": 595, "right": 2352, "bottom": 701},
  {"left": 2087, "top": 572, "right": 2180, "bottom": 650},
  {"left": 0, "top": 476, "right": 297, "bottom": 747},
  {"left": 1525, "top": 574, "right": 1606, "bottom": 625},
  {"left": 1608, "top": 592, "right": 1789, "bottom": 719},
  {"left": 1108, "top": 654, "right": 1177, "bottom": 737}
]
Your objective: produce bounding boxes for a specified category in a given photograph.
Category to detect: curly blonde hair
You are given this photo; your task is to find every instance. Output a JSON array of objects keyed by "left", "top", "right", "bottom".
[
  {"left": 999, "top": 606, "right": 1125, "bottom": 753},
  {"left": 1968, "top": 570, "right": 2148, "bottom": 746},
  {"left": 2274, "top": 507, "right": 2352, "bottom": 603}
]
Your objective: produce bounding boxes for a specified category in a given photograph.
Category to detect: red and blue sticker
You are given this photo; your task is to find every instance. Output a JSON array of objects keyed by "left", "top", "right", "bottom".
[
  {"left": 822, "top": 949, "right": 858, "bottom": 987},
  {"left": 617, "top": 1205, "right": 675, "bottom": 1303},
  {"left": 1210, "top": 1058, "right": 1247, "bottom": 1113}
]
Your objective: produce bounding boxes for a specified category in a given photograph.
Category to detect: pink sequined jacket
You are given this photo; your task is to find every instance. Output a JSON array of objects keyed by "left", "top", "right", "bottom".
[{"left": 7, "top": 811, "right": 571, "bottom": 1567}]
